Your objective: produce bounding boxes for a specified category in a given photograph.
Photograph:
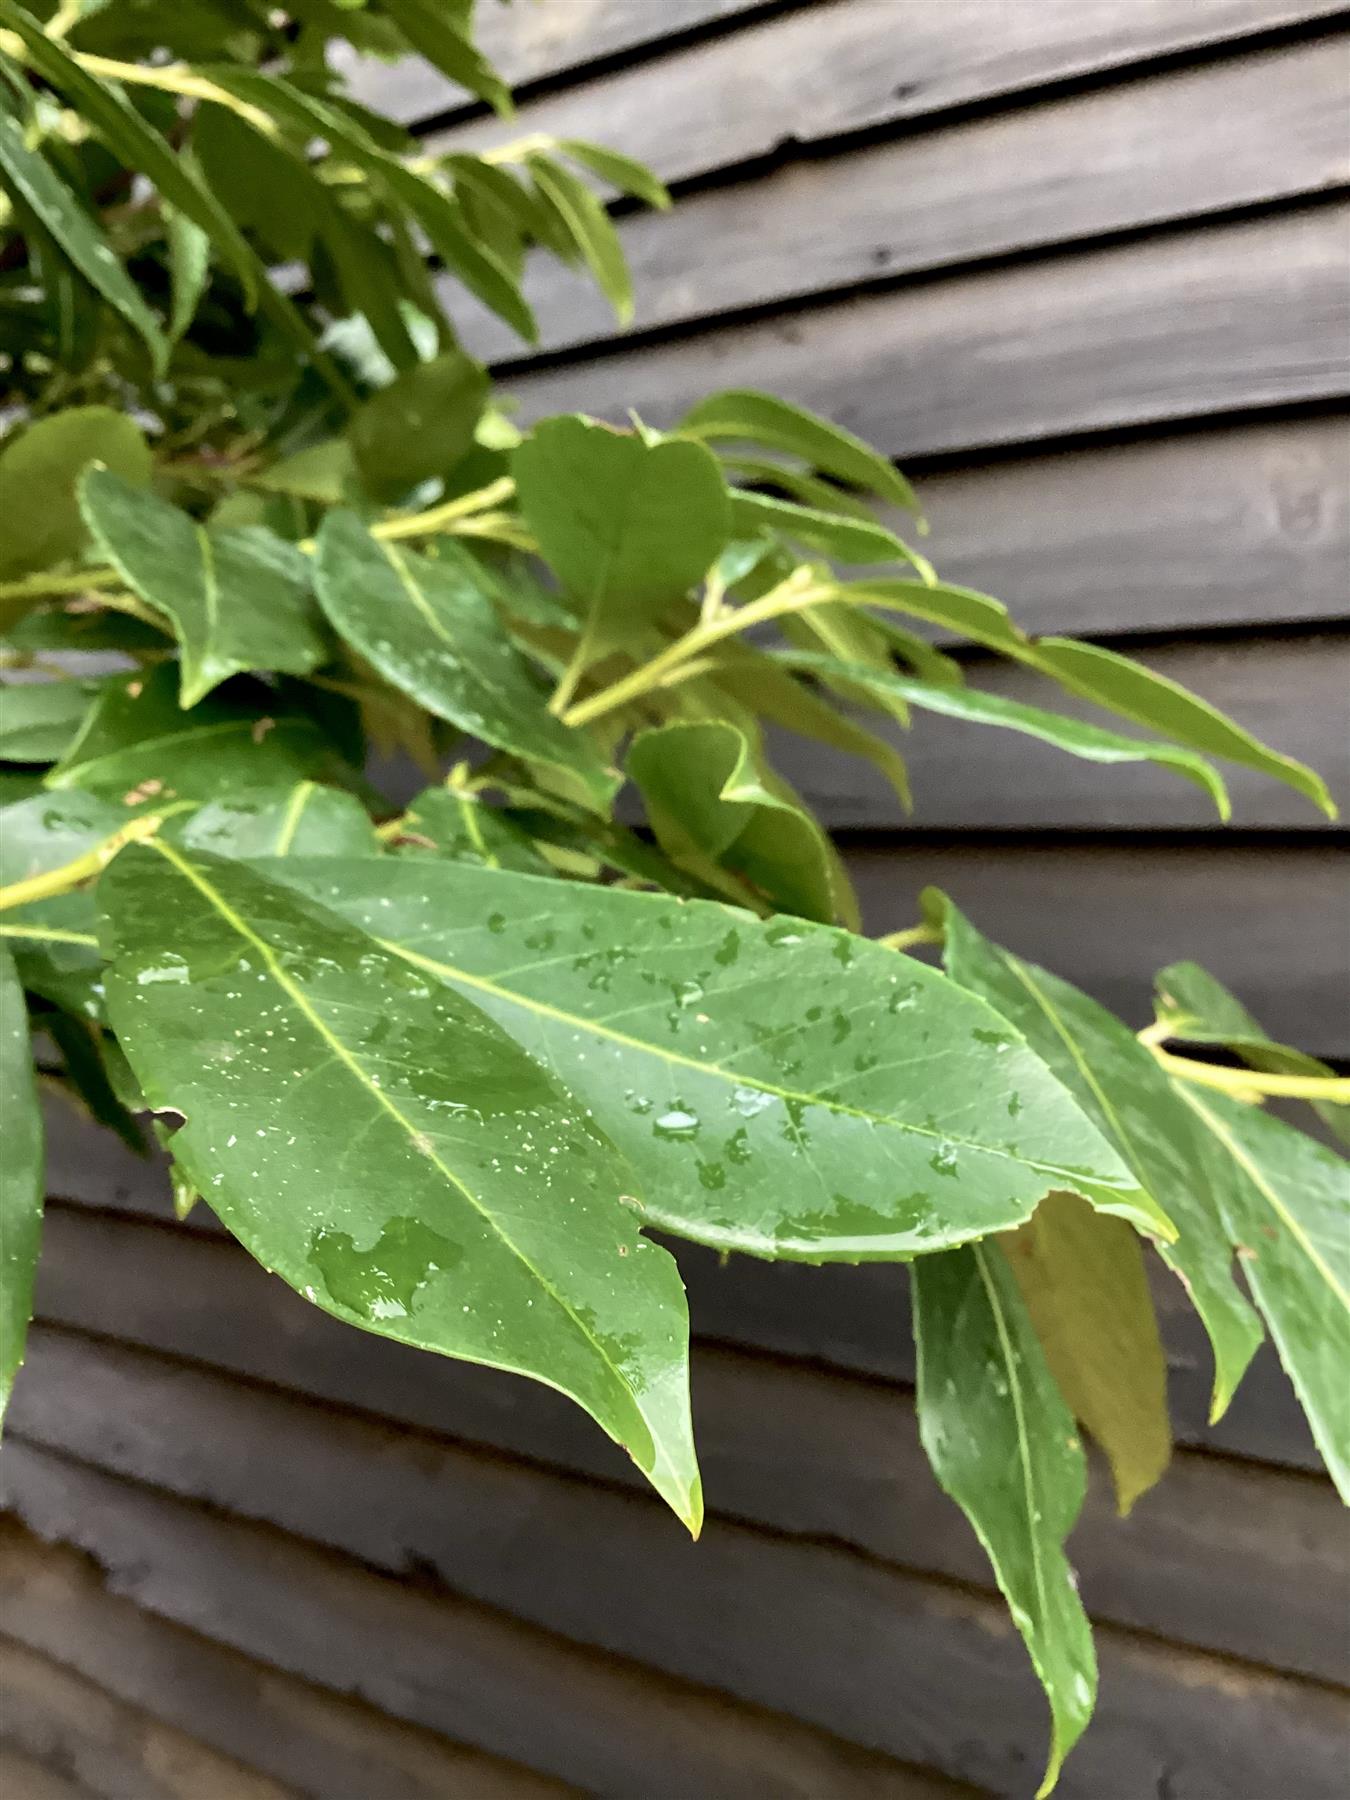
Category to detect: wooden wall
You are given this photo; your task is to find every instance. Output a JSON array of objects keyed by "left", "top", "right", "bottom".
[{"left": 5, "top": 5, "right": 1348, "bottom": 1795}]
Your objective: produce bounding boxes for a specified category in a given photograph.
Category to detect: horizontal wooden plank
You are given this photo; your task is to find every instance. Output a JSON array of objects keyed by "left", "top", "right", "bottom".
[
  {"left": 432, "top": 1, "right": 1350, "bottom": 186},
  {"left": 1, "top": 1444, "right": 968, "bottom": 1800},
  {"left": 450, "top": 39, "right": 1350, "bottom": 362},
  {"left": 15, "top": 1321, "right": 1349, "bottom": 1687},
  {"left": 7, "top": 1432, "right": 1348, "bottom": 1798},
  {"left": 0, "top": 1744, "right": 93, "bottom": 1800},
  {"left": 501, "top": 206, "right": 1350, "bottom": 462},
  {"left": 849, "top": 840, "right": 1350, "bottom": 1055},
  {"left": 769, "top": 633, "right": 1350, "bottom": 830},
  {"left": 0, "top": 1629, "right": 297, "bottom": 1800},
  {"left": 914, "top": 417, "right": 1350, "bottom": 638},
  {"left": 0, "top": 1523, "right": 573, "bottom": 1800},
  {"left": 334, "top": 0, "right": 769, "bottom": 123}
]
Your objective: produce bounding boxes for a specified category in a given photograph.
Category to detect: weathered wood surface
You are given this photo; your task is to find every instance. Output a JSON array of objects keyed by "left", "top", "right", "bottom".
[
  {"left": 2, "top": 1446, "right": 968, "bottom": 1800},
  {"left": 771, "top": 633, "right": 1350, "bottom": 830},
  {"left": 0, "top": 1744, "right": 94, "bottom": 1800},
  {"left": 501, "top": 208, "right": 1350, "bottom": 463},
  {"left": 914, "top": 418, "right": 1350, "bottom": 638},
  {"left": 429, "top": 1, "right": 1350, "bottom": 183},
  {"left": 448, "top": 39, "right": 1350, "bottom": 361},
  {"left": 0, "top": 1523, "right": 576, "bottom": 1800},
  {"left": 14, "top": 1317, "right": 1349, "bottom": 1688},
  {"left": 7, "top": 1434, "right": 1348, "bottom": 1800},
  {"left": 0, "top": 1629, "right": 298, "bottom": 1800}
]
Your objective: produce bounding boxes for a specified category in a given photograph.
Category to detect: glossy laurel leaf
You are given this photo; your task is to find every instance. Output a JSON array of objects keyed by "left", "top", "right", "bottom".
[
  {"left": 265, "top": 858, "right": 1170, "bottom": 1261},
  {"left": 0, "top": 407, "right": 150, "bottom": 592},
  {"left": 98, "top": 843, "right": 701, "bottom": 1529},
  {"left": 0, "top": 944, "right": 43, "bottom": 1426}
]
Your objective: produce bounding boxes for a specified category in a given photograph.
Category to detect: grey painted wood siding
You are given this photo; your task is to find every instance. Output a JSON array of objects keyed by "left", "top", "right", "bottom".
[{"left": 7, "top": 5, "right": 1348, "bottom": 1797}]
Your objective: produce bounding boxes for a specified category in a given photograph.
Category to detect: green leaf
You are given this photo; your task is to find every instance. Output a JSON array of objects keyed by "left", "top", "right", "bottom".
[
  {"left": 1002, "top": 1192, "right": 1170, "bottom": 1515},
  {"left": 1154, "top": 961, "right": 1350, "bottom": 1148},
  {"left": 267, "top": 858, "right": 1169, "bottom": 1262},
  {"left": 99, "top": 842, "right": 700, "bottom": 1529},
  {"left": 379, "top": 0, "right": 513, "bottom": 115},
  {"left": 397, "top": 786, "right": 550, "bottom": 874},
  {"left": 47, "top": 663, "right": 341, "bottom": 803},
  {"left": 1173, "top": 1085, "right": 1350, "bottom": 1502},
  {"left": 0, "top": 944, "right": 43, "bottom": 1426},
  {"left": 528, "top": 154, "right": 633, "bottom": 324},
  {"left": 0, "top": 789, "right": 123, "bottom": 1019},
  {"left": 176, "top": 782, "right": 381, "bottom": 860},
  {"left": 1025, "top": 637, "right": 1336, "bottom": 819},
  {"left": 913, "top": 1243, "right": 1095, "bottom": 1796},
  {"left": 558, "top": 139, "right": 671, "bottom": 211},
  {"left": 936, "top": 897, "right": 1263, "bottom": 1418},
  {"left": 681, "top": 389, "right": 920, "bottom": 515},
  {"left": 79, "top": 470, "right": 327, "bottom": 708},
  {"left": 512, "top": 417, "right": 730, "bottom": 655},
  {"left": 313, "top": 512, "right": 612, "bottom": 807},
  {"left": 0, "top": 7, "right": 263, "bottom": 308},
  {"left": 0, "top": 680, "right": 102, "bottom": 763},
  {"left": 721, "top": 455, "right": 879, "bottom": 523},
  {"left": 45, "top": 1009, "right": 146, "bottom": 1157},
  {"left": 348, "top": 349, "right": 489, "bottom": 503},
  {"left": 627, "top": 719, "right": 855, "bottom": 926},
  {"left": 0, "top": 106, "right": 168, "bottom": 374},
  {"left": 730, "top": 489, "right": 932, "bottom": 577},
  {"left": 0, "top": 406, "right": 151, "bottom": 589},
  {"left": 164, "top": 203, "right": 211, "bottom": 343},
  {"left": 776, "top": 652, "right": 1233, "bottom": 819}
]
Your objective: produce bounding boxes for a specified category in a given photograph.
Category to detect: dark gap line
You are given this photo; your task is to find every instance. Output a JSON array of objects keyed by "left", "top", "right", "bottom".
[{"left": 831, "top": 825, "right": 1349, "bottom": 850}]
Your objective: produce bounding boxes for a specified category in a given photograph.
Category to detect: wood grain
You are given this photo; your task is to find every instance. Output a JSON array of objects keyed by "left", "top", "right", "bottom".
[
  {"left": 2, "top": 1444, "right": 965, "bottom": 1800},
  {"left": 6, "top": 1435, "right": 1347, "bottom": 1800},
  {"left": 767, "top": 633, "right": 1350, "bottom": 831},
  {"left": 447, "top": 39, "right": 1350, "bottom": 361},
  {"left": 14, "top": 1320, "right": 1349, "bottom": 1687},
  {"left": 501, "top": 207, "right": 1350, "bottom": 461},
  {"left": 0, "top": 1523, "right": 573, "bottom": 1800},
  {"left": 430, "top": 1, "right": 1350, "bottom": 184}
]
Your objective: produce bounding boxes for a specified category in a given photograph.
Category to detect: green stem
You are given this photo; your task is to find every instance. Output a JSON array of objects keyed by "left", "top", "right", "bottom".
[
  {"left": 0, "top": 567, "right": 121, "bottom": 605},
  {"left": 0, "top": 811, "right": 170, "bottom": 912},
  {"left": 1151, "top": 1046, "right": 1350, "bottom": 1105},
  {"left": 878, "top": 923, "right": 942, "bottom": 952}
]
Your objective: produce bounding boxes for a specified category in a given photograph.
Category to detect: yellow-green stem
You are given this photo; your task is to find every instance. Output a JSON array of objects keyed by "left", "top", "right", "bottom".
[
  {"left": 0, "top": 811, "right": 170, "bottom": 912},
  {"left": 1151, "top": 1047, "right": 1350, "bottom": 1105}
]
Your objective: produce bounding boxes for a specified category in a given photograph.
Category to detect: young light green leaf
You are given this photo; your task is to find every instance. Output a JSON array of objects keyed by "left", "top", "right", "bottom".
[
  {"left": 730, "top": 489, "right": 933, "bottom": 578},
  {"left": 681, "top": 389, "right": 920, "bottom": 515},
  {"left": 0, "top": 680, "right": 102, "bottom": 763},
  {"left": 266, "top": 859, "right": 1169, "bottom": 1262},
  {"left": 0, "top": 944, "right": 43, "bottom": 1427},
  {"left": 1154, "top": 961, "right": 1350, "bottom": 1148},
  {"left": 721, "top": 455, "right": 879, "bottom": 523},
  {"left": 312, "top": 512, "right": 611, "bottom": 807},
  {"left": 165, "top": 204, "right": 211, "bottom": 343},
  {"left": 936, "top": 896, "right": 1263, "bottom": 1418},
  {"left": 913, "top": 1243, "right": 1095, "bottom": 1796},
  {"left": 0, "top": 7, "right": 262, "bottom": 308},
  {"left": 557, "top": 139, "right": 671, "bottom": 211},
  {"left": 0, "top": 406, "right": 151, "bottom": 590},
  {"left": 512, "top": 416, "right": 730, "bottom": 656},
  {"left": 348, "top": 348, "right": 490, "bottom": 503},
  {"left": 528, "top": 154, "right": 633, "bottom": 324},
  {"left": 1002, "top": 1192, "right": 1171, "bottom": 1515},
  {"left": 99, "top": 842, "right": 701, "bottom": 1529},
  {"left": 1173, "top": 1085, "right": 1350, "bottom": 1501},
  {"left": 80, "top": 470, "right": 327, "bottom": 707},
  {"left": 627, "top": 718, "right": 856, "bottom": 926},
  {"left": 777, "top": 652, "right": 1232, "bottom": 819},
  {"left": 0, "top": 107, "right": 167, "bottom": 374},
  {"left": 380, "top": 0, "right": 513, "bottom": 115},
  {"left": 47, "top": 663, "right": 340, "bottom": 804},
  {"left": 1026, "top": 637, "right": 1336, "bottom": 819}
]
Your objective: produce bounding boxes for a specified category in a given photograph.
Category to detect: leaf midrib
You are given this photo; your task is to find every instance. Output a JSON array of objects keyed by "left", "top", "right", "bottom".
[
  {"left": 147, "top": 840, "right": 646, "bottom": 1410},
  {"left": 385, "top": 936, "right": 1134, "bottom": 1190}
]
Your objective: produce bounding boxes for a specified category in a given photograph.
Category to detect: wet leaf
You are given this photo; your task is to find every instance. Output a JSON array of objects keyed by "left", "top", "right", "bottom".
[
  {"left": 80, "top": 469, "right": 327, "bottom": 708},
  {"left": 627, "top": 718, "right": 855, "bottom": 925},
  {"left": 396, "top": 786, "right": 550, "bottom": 874},
  {"left": 914, "top": 1242, "right": 1095, "bottom": 1796},
  {"left": 1174, "top": 1085, "right": 1350, "bottom": 1502},
  {"left": 98, "top": 843, "right": 701, "bottom": 1529},
  {"left": 175, "top": 782, "right": 381, "bottom": 860},
  {"left": 0, "top": 406, "right": 151, "bottom": 590},
  {"left": 936, "top": 897, "right": 1263, "bottom": 1418},
  {"left": 267, "top": 859, "right": 1168, "bottom": 1261},
  {"left": 512, "top": 417, "right": 730, "bottom": 655},
  {"left": 0, "top": 944, "right": 43, "bottom": 1426},
  {"left": 313, "top": 512, "right": 611, "bottom": 806},
  {"left": 1002, "top": 1192, "right": 1170, "bottom": 1515}
]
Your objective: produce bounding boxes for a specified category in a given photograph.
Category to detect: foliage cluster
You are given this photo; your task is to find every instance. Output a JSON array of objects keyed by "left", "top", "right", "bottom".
[{"left": 0, "top": 4, "right": 1345, "bottom": 1786}]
